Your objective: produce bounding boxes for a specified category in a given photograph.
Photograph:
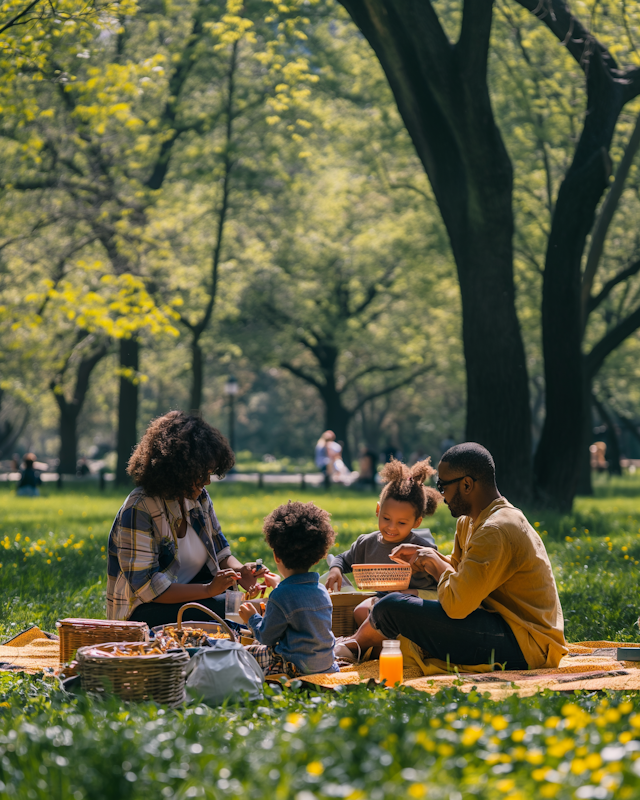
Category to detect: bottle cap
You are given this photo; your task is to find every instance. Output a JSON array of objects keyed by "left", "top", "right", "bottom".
[{"left": 381, "top": 639, "right": 401, "bottom": 650}]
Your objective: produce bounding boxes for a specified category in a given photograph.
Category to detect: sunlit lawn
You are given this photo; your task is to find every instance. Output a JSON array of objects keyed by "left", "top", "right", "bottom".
[
  {"left": 1, "top": 476, "right": 639, "bottom": 641},
  {"left": 1, "top": 477, "right": 640, "bottom": 800}
]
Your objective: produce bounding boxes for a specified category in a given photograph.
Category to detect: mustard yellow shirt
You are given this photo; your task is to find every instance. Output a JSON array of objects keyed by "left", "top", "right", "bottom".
[{"left": 437, "top": 497, "right": 567, "bottom": 668}]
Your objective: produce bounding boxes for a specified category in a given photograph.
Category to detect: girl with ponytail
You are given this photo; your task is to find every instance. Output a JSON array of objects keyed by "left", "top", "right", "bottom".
[{"left": 327, "top": 458, "right": 442, "bottom": 630}]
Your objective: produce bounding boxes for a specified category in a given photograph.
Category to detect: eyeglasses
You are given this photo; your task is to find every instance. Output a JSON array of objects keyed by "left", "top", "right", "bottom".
[{"left": 435, "top": 475, "right": 475, "bottom": 494}]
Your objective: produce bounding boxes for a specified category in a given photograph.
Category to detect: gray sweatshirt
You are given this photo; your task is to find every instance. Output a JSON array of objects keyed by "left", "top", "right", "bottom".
[{"left": 331, "top": 529, "right": 438, "bottom": 590}]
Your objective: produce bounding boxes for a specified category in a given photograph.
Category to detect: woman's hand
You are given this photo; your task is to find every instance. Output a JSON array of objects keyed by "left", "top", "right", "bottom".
[
  {"left": 206, "top": 568, "right": 241, "bottom": 598},
  {"left": 325, "top": 566, "right": 343, "bottom": 592},
  {"left": 237, "top": 563, "right": 266, "bottom": 591},
  {"left": 239, "top": 602, "right": 257, "bottom": 624}
]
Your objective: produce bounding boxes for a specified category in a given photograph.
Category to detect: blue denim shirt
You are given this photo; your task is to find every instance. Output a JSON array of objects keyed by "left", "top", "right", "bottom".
[{"left": 248, "top": 572, "right": 338, "bottom": 674}]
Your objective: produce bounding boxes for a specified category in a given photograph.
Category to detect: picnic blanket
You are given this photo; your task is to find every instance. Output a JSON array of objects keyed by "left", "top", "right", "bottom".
[
  {"left": 300, "top": 641, "right": 640, "bottom": 696},
  {"left": 3, "top": 626, "right": 640, "bottom": 698},
  {"left": 0, "top": 626, "right": 60, "bottom": 673}
]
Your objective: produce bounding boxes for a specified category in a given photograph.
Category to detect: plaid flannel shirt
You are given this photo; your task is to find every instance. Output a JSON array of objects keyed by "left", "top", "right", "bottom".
[{"left": 107, "top": 486, "right": 231, "bottom": 620}]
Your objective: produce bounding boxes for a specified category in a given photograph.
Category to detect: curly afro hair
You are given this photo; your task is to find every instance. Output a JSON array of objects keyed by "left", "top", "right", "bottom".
[
  {"left": 263, "top": 501, "right": 335, "bottom": 572},
  {"left": 127, "top": 410, "right": 235, "bottom": 499},
  {"left": 379, "top": 458, "right": 442, "bottom": 519}
]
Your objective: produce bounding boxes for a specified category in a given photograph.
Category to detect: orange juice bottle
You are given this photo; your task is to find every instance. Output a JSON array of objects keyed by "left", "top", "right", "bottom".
[{"left": 379, "top": 639, "right": 403, "bottom": 686}]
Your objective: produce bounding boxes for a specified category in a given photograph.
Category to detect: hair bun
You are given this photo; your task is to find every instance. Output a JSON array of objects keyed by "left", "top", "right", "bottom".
[
  {"left": 424, "top": 487, "right": 442, "bottom": 516},
  {"left": 409, "top": 458, "right": 436, "bottom": 485},
  {"left": 379, "top": 458, "right": 409, "bottom": 485}
]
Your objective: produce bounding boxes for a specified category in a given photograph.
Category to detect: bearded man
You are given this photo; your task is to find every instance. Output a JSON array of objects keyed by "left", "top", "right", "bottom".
[{"left": 338, "top": 443, "right": 567, "bottom": 669}]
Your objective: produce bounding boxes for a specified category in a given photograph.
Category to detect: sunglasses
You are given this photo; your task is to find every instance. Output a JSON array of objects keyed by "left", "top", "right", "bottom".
[{"left": 435, "top": 475, "right": 475, "bottom": 494}]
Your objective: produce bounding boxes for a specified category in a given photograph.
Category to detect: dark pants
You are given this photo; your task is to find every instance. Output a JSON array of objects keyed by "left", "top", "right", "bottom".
[
  {"left": 128, "top": 565, "right": 227, "bottom": 629},
  {"left": 370, "top": 593, "right": 528, "bottom": 669}
]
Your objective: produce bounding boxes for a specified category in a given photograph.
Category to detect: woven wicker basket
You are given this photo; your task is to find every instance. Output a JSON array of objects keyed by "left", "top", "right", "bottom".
[
  {"left": 77, "top": 643, "right": 189, "bottom": 706},
  {"left": 330, "top": 592, "right": 376, "bottom": 637},
  {"left": 57, "top": 618, "right": 149, "bottom": 666},
  {"left": 151, "top": 602, "right": 237, "bottom": 642},
  {"left": 352, "top": 563, "right": 412, "bottom": 592}
]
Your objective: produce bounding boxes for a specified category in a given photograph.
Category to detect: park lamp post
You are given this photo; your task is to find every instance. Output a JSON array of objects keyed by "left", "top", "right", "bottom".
[{"left": 224, "top": 375, "right": 239, "bottom": 452}]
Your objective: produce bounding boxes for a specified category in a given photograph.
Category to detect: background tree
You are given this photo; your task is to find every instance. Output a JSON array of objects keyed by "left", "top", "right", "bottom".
[{"left": 335, "top": 0, "right": 532, "bottom": 501}]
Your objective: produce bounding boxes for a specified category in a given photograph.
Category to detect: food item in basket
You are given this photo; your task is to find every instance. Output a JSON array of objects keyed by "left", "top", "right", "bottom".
[
  {"left": 85, "top": 643, "right": 165, "bottom": 658},
  {"left": 161, "top": 625, "right": 230, "bottom": 649}
]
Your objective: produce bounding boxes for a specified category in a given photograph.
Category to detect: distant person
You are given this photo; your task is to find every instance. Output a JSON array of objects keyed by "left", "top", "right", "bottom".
[
  {"left": 315, "top": 429, "right": 335, "bottom": 488},
  {"left": 357, "top": 445, "right": 377, "bottom": 487},
  {"left": 76, "top": 458, "right": 90, "bottom": 477},
  {"left": 16, "top": 453, "right": 42, "bottom": 497},
  {"left": 439, "top": 433, "right": 455, "bottom": 459},
  {"left": 589, "top": 441, "right": 608, "bottom": 472},
  {"left": 328, "top": 441, "right": 355, "bottom": 485}
]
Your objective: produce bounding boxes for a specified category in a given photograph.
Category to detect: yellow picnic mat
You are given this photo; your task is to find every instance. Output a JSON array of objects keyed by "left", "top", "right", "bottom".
[
  {"left": 0, "top": 626, "right": 60, "bottom": 673},
  {"left": 300, "top": 641, "right": 640, "bottom": 696}
]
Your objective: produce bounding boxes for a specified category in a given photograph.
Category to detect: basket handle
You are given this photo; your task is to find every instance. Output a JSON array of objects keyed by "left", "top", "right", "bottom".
[{"left": 176, "top": 603, "right": 237, "bottom": 643}]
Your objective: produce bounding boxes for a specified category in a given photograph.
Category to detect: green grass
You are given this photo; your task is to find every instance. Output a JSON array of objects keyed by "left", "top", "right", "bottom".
[
  {"left": 1, "top": 479, "right": 639, "bottom": 642},
  {"left": 1, "top": 479, "right": 640, "bottom": 799}
]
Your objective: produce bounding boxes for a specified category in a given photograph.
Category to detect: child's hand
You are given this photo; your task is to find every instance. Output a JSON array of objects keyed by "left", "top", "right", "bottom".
[
  {"left": 326, "top": 567, "right": 343, "bottom": 592},
  {"left": 239, "top": 603, "right": 256, "bottom": 624},
  {"left": 262, "top": 570, "right": 280, "bottom": 589}
]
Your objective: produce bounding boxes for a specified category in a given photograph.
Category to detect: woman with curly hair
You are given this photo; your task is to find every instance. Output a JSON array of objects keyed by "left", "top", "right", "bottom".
[{"left": 107, "top": 410, "right": 271, "bottom": 625}]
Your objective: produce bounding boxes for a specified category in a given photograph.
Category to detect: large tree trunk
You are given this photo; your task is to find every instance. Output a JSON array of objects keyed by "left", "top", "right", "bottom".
[
  {"left": 575, "top": 388, "right": 594, "bottom": 497},
  {"left": 51, "top": 338, "right": 110, "bottom": 474},
  {"left": 533, "top": 54, "right": 623, "bottom": 509},
  {"left": 58, "top": 405, "right": 79, "bottom": 474},
  {"left": 338, "top": 0, "right": 532, "bottom": 502},
  {"left": 116, "top": 338, "right": 140, "bottom": 486}
]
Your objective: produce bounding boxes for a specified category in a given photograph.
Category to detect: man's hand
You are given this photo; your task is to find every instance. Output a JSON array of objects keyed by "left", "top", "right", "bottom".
[
  {"left": 325, "top": 566, "right": 343, "bottom": 592},
  {"left": 239, "top": 603, "right": 256, "bottom": 624},
  {"left": 391, "top": 545, "right": 450, "bottom": 581},
  {"left": 389, "top": 544, "right": 421, "bottom": 565},
  {"left": 206, "top": 568, "right": 241, "bottom": 598}
]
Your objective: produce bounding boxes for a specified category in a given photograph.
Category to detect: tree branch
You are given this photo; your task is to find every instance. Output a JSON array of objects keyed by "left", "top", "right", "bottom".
[
  {"left": 341, "top": 363, "right": 400, "bottom": 393},
  {"left": 348, "top": 363, "right": 433, "bottom": 414},
  {"left": 145, "top": 0, "right": 209, "bottom": 190},
  {"left": 280, "top": 361, "right": 324, "bottom": 391},
  {"left": 585, "top": 303, "right": 640, "bottom": 379},
  {"left": 0, "top": 0, "right": 41, "bottom": 34},
  {"left": 582, "top": 109, "right": 640, "bottom": 322},
  {"left": 457, "top": 0, "right": 494, "bottom": 81},
  {"left": 514, "top": 0, "right": 614, "bottom": 72},
  {"left": 188, "top": 41, "right": 238, "bottom": 343},
  {"left": 588, "top": 258, "right": 640, "bottom": 314}
]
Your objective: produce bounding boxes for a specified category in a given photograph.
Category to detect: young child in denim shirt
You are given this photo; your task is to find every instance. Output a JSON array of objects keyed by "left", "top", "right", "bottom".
[{"left": 239, "top": 500, "right": 339, "bottom": 677}]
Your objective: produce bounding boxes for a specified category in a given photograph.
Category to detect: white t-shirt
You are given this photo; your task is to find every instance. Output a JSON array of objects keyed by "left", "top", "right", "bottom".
[{"left": 175, "top": 524, "right": 209, "bottom": 584}]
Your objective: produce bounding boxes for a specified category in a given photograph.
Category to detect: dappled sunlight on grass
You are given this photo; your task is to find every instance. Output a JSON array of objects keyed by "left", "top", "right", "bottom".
[{"left": 1, "top": 479, "right": 640, "bottom": 641}]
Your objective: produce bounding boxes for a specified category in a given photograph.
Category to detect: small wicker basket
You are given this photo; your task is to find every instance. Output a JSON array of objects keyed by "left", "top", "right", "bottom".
[
  {"left": 57, "top": 618, "right": 149, "bottom": 666},
  {"left": 352, "top": 563, "right": 412, "bottom": 592},
  {"left": 330, "top": 592, "right": 376, "bottom": 637},
  {"left": 76, "top": 643, "right": 189, "bottom": 706}
]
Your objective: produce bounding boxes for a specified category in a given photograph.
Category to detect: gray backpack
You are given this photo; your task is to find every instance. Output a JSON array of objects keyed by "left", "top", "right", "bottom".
[{"left": 185, "top": 640, "right": 264, "bottom": 705}]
